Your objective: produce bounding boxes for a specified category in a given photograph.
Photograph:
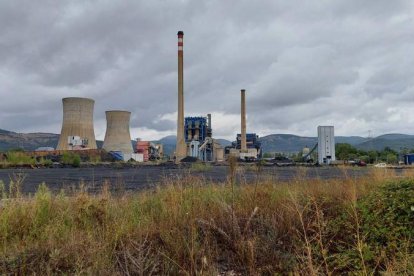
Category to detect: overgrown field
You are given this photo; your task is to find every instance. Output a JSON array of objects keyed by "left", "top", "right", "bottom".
[{"left": 0, "top": 167, "right": 413, "bottom": 275}]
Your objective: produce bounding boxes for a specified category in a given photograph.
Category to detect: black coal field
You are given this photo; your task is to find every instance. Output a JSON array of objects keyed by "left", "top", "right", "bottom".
[{"left": 0, "top": 165, "right": 373, "bottom": 195}]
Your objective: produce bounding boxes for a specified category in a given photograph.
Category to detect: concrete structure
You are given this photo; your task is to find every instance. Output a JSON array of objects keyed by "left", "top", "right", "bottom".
[
  {"left": 302, "top": 146, "right": 312, "bottom": 161},
  {"left": 240, "top": 148, "right": 259, "bottom": 160},
  {"left": 176, "top": 30, "right": 187, "bottom": 161},
  {"left": 123, "top": 153, "right": 144, "bottom": 162},
  {"left": 102, "top": 111, "right": 133, "bottom": 154},
  {"left": 224, "top": 90, "right": 262, "bottom": 160},
  {"left": 226, "top": 133, "right": 261, "bottom": 160},
  {"left": 240, "top": 89, "right": 247, "bottom": 152},
  {"left": 189, "top": 140, "right": 200, "bottom": 158},
  {"left": 213, "top": 142, "right": 225, "bottom": 161},
  {"left": 57, "top": 97, "right": 97, "bottom": 150},
  {"left": 317, "top": 126, "right": 335, "bottom": 164}
]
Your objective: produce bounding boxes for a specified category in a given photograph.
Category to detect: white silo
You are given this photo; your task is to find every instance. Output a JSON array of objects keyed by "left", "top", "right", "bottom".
[
  {"left": 56, "top": 97, "right": 97, "bottom": 150},
  {"left": 317, "top": 126, "right": 335, "bottom": 164}
]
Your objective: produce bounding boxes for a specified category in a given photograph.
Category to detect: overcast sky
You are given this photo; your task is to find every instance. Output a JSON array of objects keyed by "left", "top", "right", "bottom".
[{"left": 1, "top": 0, "right": 414, "bottom": 140}]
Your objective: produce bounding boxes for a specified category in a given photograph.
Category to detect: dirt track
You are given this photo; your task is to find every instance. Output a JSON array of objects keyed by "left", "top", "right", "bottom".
[{"left": 0, "top": 165, "right": 372, "bottom": 195}]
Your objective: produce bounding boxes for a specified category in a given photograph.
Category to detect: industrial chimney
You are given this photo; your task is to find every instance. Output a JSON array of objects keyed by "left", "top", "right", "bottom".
[
  {"left": 175, "top": 30, "right": 187, "bottom": 161},
  {"left": 240, "top": 89, "right": 247, "bottom": 152},
  {"left": 102, "top": 111, "right": 133, "bottom": 154},
  {"left": 56, "top": 97, "right": 97, "bottom": 150}
]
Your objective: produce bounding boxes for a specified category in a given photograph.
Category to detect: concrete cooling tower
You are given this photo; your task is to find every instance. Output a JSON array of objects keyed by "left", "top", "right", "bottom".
[
  {"left": 56, "top": 97, "right": 97, "bottom": 150},
  {"left": 102, "top": 111, "right": 133, "bottom": 154}
]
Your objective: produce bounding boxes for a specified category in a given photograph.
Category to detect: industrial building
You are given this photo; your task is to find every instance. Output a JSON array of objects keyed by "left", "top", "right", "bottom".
[
  {"left": 185, "top": 115, "right": 212, "bottom": 161},
  {"left": 226, "top": 133, "right": 262, "bottom": 160},
  {"left": 136, "top": 140, "right": 163, "bottom": 162},
  {"left": 225, "top": 89, "right": 262, "bottom": 160},
  {"left": 172, "top": 31, "right": 224, "bottom": 163},
  {"left": 183, "top": 114, "right": 224, "bottom": 161},
  {"left": 57, "top": 97, "right": 97, "bottom": 150},
  {"left": 102, "top": 110, "right": 133, "bottom": 154},
  {"left": 317, "top": 126, "right": 336, "bottom": 164}
]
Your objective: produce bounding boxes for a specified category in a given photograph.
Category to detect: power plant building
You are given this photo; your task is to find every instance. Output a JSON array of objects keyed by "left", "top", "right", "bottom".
[
  {"left": 185, "top": 115, "right": 214, "bottom": 161},
  {"left": 56, "top": 97, "right": 97, "bottom": 150},
  {"left": 102, "top": 111, "right": 133, "bottom": 154},
  {"left": 225, "top": 89, "right": 262, "bottom": 160},
  {"left": 317, "top": 126, "right": 335, "bottom": 164}
]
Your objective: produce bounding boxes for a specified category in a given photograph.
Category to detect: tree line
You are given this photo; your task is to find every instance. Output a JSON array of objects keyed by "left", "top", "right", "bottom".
[{"left": 263, "top": 143, "right": 414, "bottom": 164}]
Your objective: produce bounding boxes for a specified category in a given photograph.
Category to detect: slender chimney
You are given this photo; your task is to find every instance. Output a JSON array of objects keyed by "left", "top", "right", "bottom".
[
  {"left": 207, "top": 114, "right": 212, "bottom": 129},
  {"left": 241, "top": 89, "right": 247, "bottom": 152},
  {"left": 176, "top": 31, "right": 187, "bottom": 161}
]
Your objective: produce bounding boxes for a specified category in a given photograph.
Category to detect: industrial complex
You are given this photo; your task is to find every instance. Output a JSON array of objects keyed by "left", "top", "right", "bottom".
[
  {"left": 174, "top": 32, "right": 260, "bottom": 163},
  {"left": 9, "top": 31, "right": 348, "bottom": 165}
]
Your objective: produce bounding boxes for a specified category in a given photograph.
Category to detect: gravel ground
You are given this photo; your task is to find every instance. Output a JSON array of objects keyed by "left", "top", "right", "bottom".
[{"left": 0, "top": 165, "right": 373, "bottom": 195}]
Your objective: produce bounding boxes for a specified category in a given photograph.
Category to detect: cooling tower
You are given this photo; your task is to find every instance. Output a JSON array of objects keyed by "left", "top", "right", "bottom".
[
  {"left": 56, "top": 97, "right": 97, "bottom": 150},
  {"left": 102, "top": 111, "right": 133, "bottom": 154}
]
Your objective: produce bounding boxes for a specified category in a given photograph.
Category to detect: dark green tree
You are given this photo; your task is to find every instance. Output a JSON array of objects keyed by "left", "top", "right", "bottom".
[{"left": 335, "top": 143, "right": 358, "bottom": 161}]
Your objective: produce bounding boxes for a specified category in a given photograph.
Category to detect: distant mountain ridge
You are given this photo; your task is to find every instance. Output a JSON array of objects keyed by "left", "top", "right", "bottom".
[
  {"left": 156, "top": 133, "right": 414, "bottom": 154},
  {"left": 0, "top": 129, "right": 60, "bottom": 151},
  {"left": 259, "top": 133, "right": 414, "bottom": 153},
  {"left": 0, "top": 129, "right": 105, "bottom": 151},
  {"left": 354, "top": 134, "right": 414, "bottom": 151},
  {"left": 258, "top": 134, "right": 371, "bottom": 153},
  {"left": 1, "top": 128, "right": 414, "bottom": 154}
]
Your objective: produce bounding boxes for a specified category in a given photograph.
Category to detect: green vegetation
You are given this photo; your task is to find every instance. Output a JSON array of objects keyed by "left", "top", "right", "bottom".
[
  {"left": 336, "top": 143, "right": 402, "bottom": 163},
  {"left": 5, "top": 151, "right": 36, "bottom": 166},
  {"left": 0, "top": 169, "right": 413, "bottom": 274},
  {"left": 359, "top": 179, "right": 414, "bottom": 255},
  {"left": 263, "top": 143, "right": 411, "bottom": 164},
  {"left": 262, "top": 152, "right": 273, "bottom": 158},
  {"left": 0, "top": 151, "right": 54, "bottom": 168},
  {"left": 61, "top": 152, "right": 81, "bottom": 167},
  {"left": 38, "top": 157, "right": 53, "bottom": 167}
]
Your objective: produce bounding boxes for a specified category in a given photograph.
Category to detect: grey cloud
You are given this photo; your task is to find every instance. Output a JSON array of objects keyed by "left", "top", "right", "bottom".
[{"left": 0, "top": 0, "right": 414, "bottom": 140}]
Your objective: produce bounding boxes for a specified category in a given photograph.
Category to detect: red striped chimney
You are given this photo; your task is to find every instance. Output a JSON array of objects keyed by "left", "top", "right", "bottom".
[{"left": 175, "top": 30, "right": 187, "bottom": 161}]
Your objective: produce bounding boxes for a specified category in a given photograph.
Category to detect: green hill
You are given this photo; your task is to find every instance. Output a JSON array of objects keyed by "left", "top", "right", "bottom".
[{"left": 1, "top": 128, "right": 414, "bottom": 154}]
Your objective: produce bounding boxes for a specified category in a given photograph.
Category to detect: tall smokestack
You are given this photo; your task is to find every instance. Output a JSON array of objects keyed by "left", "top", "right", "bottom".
[
  {"left": 241, "top": 89, "right": 247, "bottom": 152},
  {"left": 176, "top": 30, "right": 187, "bottom": 161}
]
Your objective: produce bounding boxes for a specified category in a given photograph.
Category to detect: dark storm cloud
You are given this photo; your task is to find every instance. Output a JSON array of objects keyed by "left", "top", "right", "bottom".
[{"left": 0, "top": 0, "right": 413, "bottom": 140}]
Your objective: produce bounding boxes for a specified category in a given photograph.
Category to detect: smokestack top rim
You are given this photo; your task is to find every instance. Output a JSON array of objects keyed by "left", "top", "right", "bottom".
[
  {"left": 62, "top": 97, "right": 94, "bottom": 103},
  {"left": 241, "top": 89, "right": 246, "bottom": 92},
  {"left": 177, "top": 30, "right": 184, "bottom": 36}
]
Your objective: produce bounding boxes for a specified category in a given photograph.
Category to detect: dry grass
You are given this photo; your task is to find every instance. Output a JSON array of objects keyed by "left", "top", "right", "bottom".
[{"left": 0, "top": 166, "right": 412, "bottom": 274}]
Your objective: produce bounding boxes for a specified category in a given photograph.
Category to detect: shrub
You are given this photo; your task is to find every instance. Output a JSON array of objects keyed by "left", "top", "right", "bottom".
[
  {"left": 359, "top": 179, "right": 414, "bottom": 254},
  {"left": 39, "top": 157, "right": 53, "bottom": 166},
  {"left": 6, "top": 151, "right": 35, "bottom": 165},
  {"left": 61, "top": 152, "right": 81, "bottom": 167}
]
